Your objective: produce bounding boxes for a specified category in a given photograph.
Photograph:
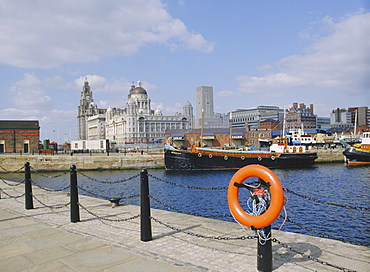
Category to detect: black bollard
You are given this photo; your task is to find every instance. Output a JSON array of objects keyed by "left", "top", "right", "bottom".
[
  {"left": 70, "top": 165, "right": 80, "bottom": 223},
  {"left": 24, "top": 162, "right": 33, "bottom": 209},
  {"left": 140, "top": 168, "right": 152, "bottom": 241},
  {"left": 257, "top": 225, "right": 272, "bottom": 272}
]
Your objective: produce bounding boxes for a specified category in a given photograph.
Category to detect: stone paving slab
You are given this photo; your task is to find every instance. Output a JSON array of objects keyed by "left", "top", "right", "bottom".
[{"left": 0, "top": 180, "right": 369, "bottom": 272}]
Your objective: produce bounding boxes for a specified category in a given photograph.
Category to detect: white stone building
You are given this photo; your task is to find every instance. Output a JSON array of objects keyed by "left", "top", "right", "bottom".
[{"left": 77, "top": 80, "right": 193, "bottom": 146}]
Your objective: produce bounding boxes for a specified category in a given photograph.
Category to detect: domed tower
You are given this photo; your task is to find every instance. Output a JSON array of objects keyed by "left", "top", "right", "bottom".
[
  {"left": 182, "top": 100, "right": 194, "bottom": 129},
  {"left": 183, "top": 100, "right": 193, "bottom": 117},
  {"left": 127, "top": 80, "right": 151, "bottom": 115}
]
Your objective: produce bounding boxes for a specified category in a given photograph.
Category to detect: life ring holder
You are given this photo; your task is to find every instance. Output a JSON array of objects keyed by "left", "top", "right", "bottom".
[{"left": 227, "top": 164, "right": 284, "bottom": 229}]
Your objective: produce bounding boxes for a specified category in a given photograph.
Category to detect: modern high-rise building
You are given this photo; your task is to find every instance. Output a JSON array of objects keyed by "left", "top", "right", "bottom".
[{"left": 195, "top": 86, "right": 228, "bottom": 129}]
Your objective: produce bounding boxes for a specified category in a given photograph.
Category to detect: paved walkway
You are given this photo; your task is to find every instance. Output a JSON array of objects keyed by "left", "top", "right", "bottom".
[{"left": 0, "top": 180, "right": 369, "bottom": 271}]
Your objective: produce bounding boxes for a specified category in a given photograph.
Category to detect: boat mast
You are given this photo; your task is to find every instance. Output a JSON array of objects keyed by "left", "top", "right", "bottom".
[
  {"left": 354, "top": 110, "right": 357, "bottom": 135},
  {"left": 200, "top": 109, "right": 204, "bottom": 147},
  {"left": 229, "top": 112, "right": 232, "bottom": 147},
  {"left": 282, "top": 109, "right": 286, "bottom": 137}
]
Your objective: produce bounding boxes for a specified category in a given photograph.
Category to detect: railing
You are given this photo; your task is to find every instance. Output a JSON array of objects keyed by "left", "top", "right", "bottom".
[{"left": 0, "top": 162, "right": 368, "bottom": 272}]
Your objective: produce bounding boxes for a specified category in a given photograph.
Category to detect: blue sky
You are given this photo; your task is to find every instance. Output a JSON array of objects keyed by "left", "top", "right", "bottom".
[{"left": 0, "top": 0, "right": 369, "bottom": 142}]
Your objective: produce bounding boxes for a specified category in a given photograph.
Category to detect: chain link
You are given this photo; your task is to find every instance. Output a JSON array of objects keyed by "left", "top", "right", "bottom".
[
  {"left": 151, "top": 216, "right": 257, "bottom": 240},
  {"left": 77, "top": 185, "right": 140, "bottom": 201},
  {"left": 173, "top": 235, "right": 254, "bottom": 256},
  {"left": 283, "top": 187, "right": 369, "bottom": 211},
  {"left": 281, "top": 215, "right": 369, "bottom": 247},
  {"left": 77, "top": 171, "right": 140, "bottom": 184},
  {"left": 30, "top": 179, "right": 71, "bottom": 192},
  {"left": 1, "top": 177, "right": 24, "bottom": 186},
  {"left": 148, "top": 173, "right": 228, "bottom": 190},
  {"left": 272, "top": 238, "right": 357, "bottom": 272},
  {"left": 0, "top": 187, "right": 25, "bottom": 198},
  {"left": 149, "top": 195, "right": 231, "bottom": 218},
  {"left": 0, "top": 165, "right": 25, "bottom": 173},
  {"left": 78, "top": 202, "right": 140, "bottom": 222},
  {"left": 32, "top": 194, "right": 70, "bottom": 209},
  {"left": 30, "top": 167, "right": 70, "bottom": 178}
]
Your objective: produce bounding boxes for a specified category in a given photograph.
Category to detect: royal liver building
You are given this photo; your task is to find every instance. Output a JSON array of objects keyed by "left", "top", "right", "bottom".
[{"left": 77, "top": 79, "right": 193, "bottom": 145}]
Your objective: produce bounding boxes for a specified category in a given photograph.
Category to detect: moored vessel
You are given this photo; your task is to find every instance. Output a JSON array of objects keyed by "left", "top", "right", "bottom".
[
  {"left": 343, "top": 131, "right": 370, "bottom": 165},
  {"left": 165, "top": 137, "right": 317, "bottom": 170}
]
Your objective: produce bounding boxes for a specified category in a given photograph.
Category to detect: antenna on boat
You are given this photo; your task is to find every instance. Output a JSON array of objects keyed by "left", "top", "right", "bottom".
[{"left": 229, "top": 112, "right": 233, "bottom": 147}]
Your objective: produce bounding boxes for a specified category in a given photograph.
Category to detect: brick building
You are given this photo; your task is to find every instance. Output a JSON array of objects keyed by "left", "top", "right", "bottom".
[
  {"left": 0, "top": 120, "right": 40, "bottom": 153},
  {"left": 286, "top": 103, "right": 316, "bottom": 130}
]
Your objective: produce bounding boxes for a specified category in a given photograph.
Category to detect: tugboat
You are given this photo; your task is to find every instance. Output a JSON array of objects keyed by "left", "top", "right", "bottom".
[
  {"left": 343, "top": 131, "right": 370, "bottom": 165},
  {"left": 164, "top": 136, "right": 317, "bottom": 170}
]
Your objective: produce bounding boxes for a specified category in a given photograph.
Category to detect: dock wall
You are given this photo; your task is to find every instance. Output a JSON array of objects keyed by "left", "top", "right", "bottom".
[
  {"left": 0, "top": 148, "right": 346, "bottom": 172},
  {"left": 0, "top": 153, "right": 164, "bottom": 172},
  {"left": 314, "top": 148, "right": 346, "bottom": 163}
]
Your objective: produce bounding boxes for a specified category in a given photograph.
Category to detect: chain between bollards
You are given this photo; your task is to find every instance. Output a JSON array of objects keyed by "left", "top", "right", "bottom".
[
  {"left": 24, "top": 162, "right": 33, "bottom": 209},
  {"left": 70, "top": 164, "right": 80, "bottom": 223},
  {"left": 140, "top": 168, "right": 152, "bottom": 241}
]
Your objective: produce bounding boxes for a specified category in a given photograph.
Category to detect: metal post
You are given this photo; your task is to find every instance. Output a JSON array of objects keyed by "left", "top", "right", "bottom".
[
  {"left": 70, "top": 164, "right": 80, "bottom": 223},
  {"left": 257, "top": 225, "right": 272, "bottom": 272},
  {"left": 140, "top": 168, "right": 152, "bottom": 241},
  {"left": 24, "top": 162, "right": 33, "bottom": 209}
]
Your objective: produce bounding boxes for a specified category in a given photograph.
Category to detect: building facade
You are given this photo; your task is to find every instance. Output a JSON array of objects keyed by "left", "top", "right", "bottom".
[
  {"left": 348, "top": 106, "right": 369, "bottom": 127},
  {"left": 330, "top": 108, "right": 352, "bottom": 128},
  {"left": 78, "top": 80, "right": 193, "bottom": 147},
  {"left": 286, "top": 103, "right": 316, "bottom": 130},
  {"left": 231, "top": 106, "right": 284, "bottom": 129},
  {"left": 0, "top": 120, "right": 40, "bottom": 153}
]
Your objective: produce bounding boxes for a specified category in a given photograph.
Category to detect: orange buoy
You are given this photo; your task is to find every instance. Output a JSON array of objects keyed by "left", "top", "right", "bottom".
[{"left": 227, "top": 164, "right": 284, "bottom": 229}]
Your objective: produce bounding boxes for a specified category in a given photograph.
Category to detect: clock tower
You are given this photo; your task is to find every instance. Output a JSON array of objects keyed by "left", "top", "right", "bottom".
[{"left": 77, "top": 78, "right": 95, "bottom": 140}]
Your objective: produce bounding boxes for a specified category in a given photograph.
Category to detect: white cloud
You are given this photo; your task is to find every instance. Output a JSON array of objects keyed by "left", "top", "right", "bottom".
[
  {"left": 0, "top": 0, "right": 214, "bottom": 68},
  {"left": 9, "top": 74, "right": 52, "bottom": 109},
  {"left": 236, "top": 11, "right": 370, "bottom": 99},
  {"left": 0, "top": 108, "right": 40, "bottom": 120}
]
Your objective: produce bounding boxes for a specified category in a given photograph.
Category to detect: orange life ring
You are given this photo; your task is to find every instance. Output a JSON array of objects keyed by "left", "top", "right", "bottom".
[{"left": 227, "top": 164, "right": 284, "bottom": 229}]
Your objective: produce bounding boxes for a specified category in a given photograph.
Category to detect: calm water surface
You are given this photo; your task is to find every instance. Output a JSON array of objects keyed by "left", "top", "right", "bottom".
[{"left": 2, "top": 163, "right": 369, "bottom": 246}]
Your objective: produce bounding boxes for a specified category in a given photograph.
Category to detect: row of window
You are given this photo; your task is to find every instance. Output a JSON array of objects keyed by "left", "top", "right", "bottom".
[{"left": 0, "top": 139, "right": 30, "bottom": 153}]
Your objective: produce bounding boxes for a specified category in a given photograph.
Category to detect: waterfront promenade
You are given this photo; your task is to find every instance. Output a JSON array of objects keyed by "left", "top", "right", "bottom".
[{"left": 1, "top": 179, "right": 369, "bottom": 271}]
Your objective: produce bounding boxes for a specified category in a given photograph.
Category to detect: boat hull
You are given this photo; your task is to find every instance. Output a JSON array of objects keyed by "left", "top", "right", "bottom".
[
  {"left": 343, "top": 147, "right": 370, "bottom": 165},
  {"left": 165, "top": 149, "right": 317, "bottom": 170}
]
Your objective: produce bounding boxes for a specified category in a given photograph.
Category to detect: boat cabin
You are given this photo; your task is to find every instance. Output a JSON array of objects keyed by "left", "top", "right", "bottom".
[{"left": 270, "top": 137, "right": 307, "bottom": 153}]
